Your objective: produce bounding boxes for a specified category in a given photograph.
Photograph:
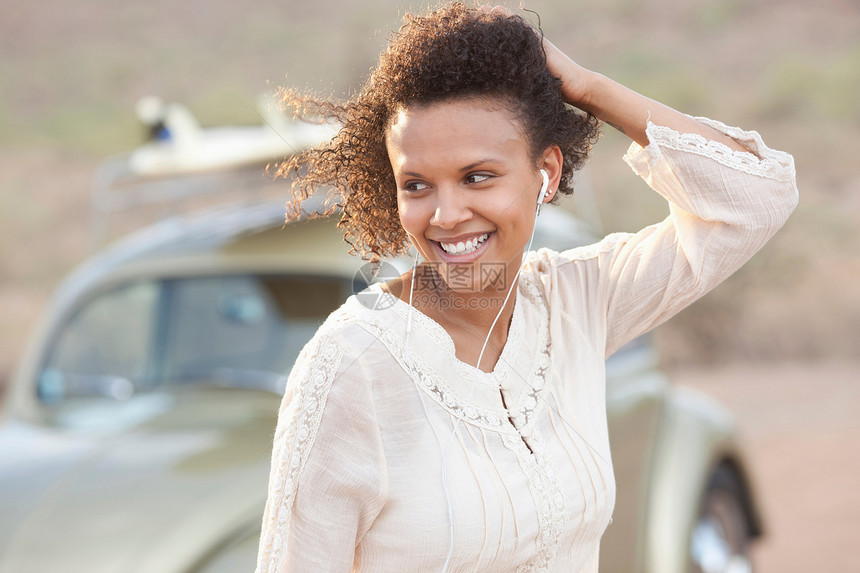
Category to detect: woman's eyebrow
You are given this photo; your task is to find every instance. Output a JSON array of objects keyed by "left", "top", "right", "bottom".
[
  {"left": 459, "top": 158, "right": 504, "bottom": 172},
  {"left": 401, "top": 158, "right": 503, "bottom": 179}
]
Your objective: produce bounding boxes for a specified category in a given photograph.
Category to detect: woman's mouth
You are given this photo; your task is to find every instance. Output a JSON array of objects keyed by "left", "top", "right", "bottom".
[
  {"left": 440, "top": 232, "right": 490, "bottom": 255},
  {"left": 430, "top": 232, "right": 494, "bottom": 262}
]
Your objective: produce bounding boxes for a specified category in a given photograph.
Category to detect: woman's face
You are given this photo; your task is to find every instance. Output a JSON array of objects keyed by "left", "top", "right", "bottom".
[{"left": 386, "top": 97, "right": 561, "bottom": 293}]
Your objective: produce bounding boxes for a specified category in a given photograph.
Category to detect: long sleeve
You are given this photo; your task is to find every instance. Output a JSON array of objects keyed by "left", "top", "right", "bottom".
[
  {"left": 528, "top": 117, "right": 798, "bottom": 357},
  {"left": 256, "top": 333, "right": 388, "bottom": 573}
]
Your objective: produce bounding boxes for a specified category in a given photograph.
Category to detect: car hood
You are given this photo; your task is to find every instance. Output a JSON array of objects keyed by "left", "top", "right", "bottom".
[{"left": 0, "top": 386, "right": 279, "bottom": 573}]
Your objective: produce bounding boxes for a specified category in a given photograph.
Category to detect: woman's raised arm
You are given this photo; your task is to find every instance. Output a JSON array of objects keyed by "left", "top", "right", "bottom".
[
  {"left": 541, "top": 37, "right": 752, "bottom": 153},
  {"left": 478, "top": 4, "right": 750, "bottom": 153}
]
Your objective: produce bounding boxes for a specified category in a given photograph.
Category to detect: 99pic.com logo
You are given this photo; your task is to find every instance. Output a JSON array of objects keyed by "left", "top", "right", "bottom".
[
  {"left": 353, "top": 261, "right": 403, "bottom": 310},
  {"left": 353, "top": 261, "right": 510, "bottom": 311}
]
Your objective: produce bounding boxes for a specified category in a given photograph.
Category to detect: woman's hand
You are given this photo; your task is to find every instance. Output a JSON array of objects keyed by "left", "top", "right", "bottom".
[
  {"left": 541, "top": 37, "right": 593, "bottom": 108},
  {"left": 477, "top": 5, "right": 750, "bottom": 152}
]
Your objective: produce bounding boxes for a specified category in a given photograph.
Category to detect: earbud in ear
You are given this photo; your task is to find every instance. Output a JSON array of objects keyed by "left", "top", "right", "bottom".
[{"left": 537, "top": 169, "right": 549, "bottom": 205}]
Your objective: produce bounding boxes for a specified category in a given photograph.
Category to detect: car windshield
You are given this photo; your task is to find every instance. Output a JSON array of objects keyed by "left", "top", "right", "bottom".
[{"left": 38, "top": 274, "right": 352, "bottom": 403}]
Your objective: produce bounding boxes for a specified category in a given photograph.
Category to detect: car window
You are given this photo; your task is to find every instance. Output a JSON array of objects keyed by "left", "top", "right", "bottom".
[
  {"left": 160, "top": 275, "right": 347, "bottom": 388},
  {"left": 37, "top": 274, "right": 352, "bottom": 405},
  {"left": 38, "top": 280, "right": 159, "bottom": 403}
]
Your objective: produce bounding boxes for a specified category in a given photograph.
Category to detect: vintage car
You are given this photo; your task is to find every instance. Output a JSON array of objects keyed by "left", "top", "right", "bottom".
[{"left": 0, "top": 103, "right": 761, "bottom": 573}]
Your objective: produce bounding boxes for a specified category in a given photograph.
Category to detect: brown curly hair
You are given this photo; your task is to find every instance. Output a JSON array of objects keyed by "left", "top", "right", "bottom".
[{"left": 271, "top": 2, "right": 600, "bottom": 261}]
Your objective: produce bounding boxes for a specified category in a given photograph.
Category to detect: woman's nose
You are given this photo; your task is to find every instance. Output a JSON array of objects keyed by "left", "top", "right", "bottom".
[{"left": 430, "top": 187, "right": 472, "bottom": 230}]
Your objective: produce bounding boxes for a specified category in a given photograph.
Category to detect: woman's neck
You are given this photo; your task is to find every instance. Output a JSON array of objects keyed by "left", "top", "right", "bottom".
[{"left": 392, "top": 263, "right": 520, "bottom": 371}]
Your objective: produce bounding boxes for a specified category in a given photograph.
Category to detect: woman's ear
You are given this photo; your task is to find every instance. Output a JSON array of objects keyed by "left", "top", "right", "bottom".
[{"left": 539, "top": 145, "right": 564, "bottom": 201}]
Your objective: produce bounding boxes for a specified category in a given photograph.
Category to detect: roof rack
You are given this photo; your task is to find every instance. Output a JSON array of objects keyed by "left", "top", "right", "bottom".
[{"left": 88, "top": 95, "right": 337, "bottom": 249}]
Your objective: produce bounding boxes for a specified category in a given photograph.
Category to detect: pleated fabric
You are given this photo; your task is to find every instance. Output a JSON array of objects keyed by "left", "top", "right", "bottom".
[{"left": 256, "top": 117, "right": 798, "bottom": 573}]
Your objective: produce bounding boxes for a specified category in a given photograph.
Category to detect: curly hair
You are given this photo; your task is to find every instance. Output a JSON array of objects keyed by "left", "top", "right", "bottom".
[{"left": 271, "top": 2, "right": 600, "bottom": 261}]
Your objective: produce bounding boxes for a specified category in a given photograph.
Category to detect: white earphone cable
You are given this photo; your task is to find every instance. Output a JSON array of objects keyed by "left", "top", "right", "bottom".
[
  {"left": 404, "top": 250, "right": 457, "bottom": 570},
  {"left": 403, "top": 171, "right": 548, "bottom": 571}
]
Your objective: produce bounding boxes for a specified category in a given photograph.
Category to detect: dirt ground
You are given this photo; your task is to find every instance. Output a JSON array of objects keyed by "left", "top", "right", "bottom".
[{"left": 669, "top": 360, "right": 860, "bottom": 573}]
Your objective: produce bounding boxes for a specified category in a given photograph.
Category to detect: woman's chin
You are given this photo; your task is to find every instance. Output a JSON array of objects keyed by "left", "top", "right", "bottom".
[
  {"left": 417, "top": 234, "right": 520, "bottom": 295},
  {"left": 415, "top": 263, "right": 510, "bottom": 298}
]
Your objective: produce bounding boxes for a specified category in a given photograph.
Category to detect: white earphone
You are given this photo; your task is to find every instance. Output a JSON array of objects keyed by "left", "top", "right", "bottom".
[
  {"left": 536, "top": 168, "right": 550, "bottom": 215},
  {"left": 538, "top": 168, "right": 549, "bottom": 204}
]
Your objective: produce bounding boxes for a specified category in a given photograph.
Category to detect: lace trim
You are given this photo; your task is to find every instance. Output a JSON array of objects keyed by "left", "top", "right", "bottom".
[
  {"left": 258, "top": 336, "right": 344, "bottom": 571},
  {"left": 633, "top": 120, "right": 795, "bottom": 183},
  {"left": 506, "top": 279, "right": 567, "bottom": 571},
  {"left": 511, "top": 337, "right": 551, "bottom": 438},
  {"left": 509, "top": 275, "right": 551, "bottom": 438},
  {"left": 502, "top": 430, "right": 567, "bottom": 571},
  {"left": 491, "top": 276, "right": 566, "bottom": 570},
  {"left": 358, "top": 317, "right": 519, "bottom": 434},
  {"left": 384, "top": 281, "right": 521, "bottom": 389}
]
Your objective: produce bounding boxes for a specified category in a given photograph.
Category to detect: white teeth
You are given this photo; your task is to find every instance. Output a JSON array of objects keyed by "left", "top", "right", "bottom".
[{"left": 440, "top": 233, "right": 489, "bottom": 255}]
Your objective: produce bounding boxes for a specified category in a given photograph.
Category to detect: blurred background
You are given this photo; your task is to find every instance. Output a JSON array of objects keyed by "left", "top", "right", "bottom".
[{"left": 1, "top": 0, "right": 857, "bottom": 570}]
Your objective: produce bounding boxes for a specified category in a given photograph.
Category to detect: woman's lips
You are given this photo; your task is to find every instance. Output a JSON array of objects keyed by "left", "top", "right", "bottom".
[{"left": 430, "top": 231, "right": 494, "bottom": 263}]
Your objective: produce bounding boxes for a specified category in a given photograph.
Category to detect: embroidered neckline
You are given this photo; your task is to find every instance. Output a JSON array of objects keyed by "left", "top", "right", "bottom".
[
  {"left": 351, "top": 272, "right": 553, "bottom": 434},
  {"left": 381, "top": 281, "right": 522, "bottom": 385}
]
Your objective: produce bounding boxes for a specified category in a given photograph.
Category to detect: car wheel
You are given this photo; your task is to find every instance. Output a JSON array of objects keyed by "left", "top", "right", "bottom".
[{"left": 690, "top": 465, "right": 753, "bottom": 573}]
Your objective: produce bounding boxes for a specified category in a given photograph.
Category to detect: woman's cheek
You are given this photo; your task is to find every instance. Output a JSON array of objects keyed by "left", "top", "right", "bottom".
[
  {"left": 400, "top": 201, "right": 429, "bottom": 233},
  {"left": 398, "top": 212, "right": 427, "bottom": 254}
]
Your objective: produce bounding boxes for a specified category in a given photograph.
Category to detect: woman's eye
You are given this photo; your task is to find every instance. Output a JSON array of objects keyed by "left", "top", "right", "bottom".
[
  {"left": 466, "top": 173, "right": 491, "bottom": 184},
  {"left": 404, "top": 181, "right": 430, "bottom": 192}
]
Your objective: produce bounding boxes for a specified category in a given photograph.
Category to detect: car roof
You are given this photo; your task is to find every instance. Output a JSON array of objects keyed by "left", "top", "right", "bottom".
[
  {"left": 57, "top": 194, "right": 364, "bottom": 303},
  {"left": 94, "top": 194, "right": 327, "bottom": 265}
]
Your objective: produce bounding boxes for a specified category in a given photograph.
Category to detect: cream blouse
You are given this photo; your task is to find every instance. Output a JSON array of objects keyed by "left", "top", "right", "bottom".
[{"left": 255, "top": 118, "right": 798, "bottom": 572}]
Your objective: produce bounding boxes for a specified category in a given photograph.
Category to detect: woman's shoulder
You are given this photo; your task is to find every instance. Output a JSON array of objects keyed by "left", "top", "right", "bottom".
[
  {"left": 301, "top": 290, "right": 399, "bottom": 366},
  {"left": 280, "top": 293, "right": 397, "bottom": 414}
]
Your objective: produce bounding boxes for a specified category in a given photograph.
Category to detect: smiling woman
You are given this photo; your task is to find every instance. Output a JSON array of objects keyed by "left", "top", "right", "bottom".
[
  {"left": 384, "top": 97, "right": 564, "bottom": 372},
  {"left": 256, "top": 3, "right": 798, "bottom": 572},
  {"left": 271, "top": 4, "right": 598, "bottom": 264},
  {"left": 387, "top": 98, "right": 549, "bottom": 274}
]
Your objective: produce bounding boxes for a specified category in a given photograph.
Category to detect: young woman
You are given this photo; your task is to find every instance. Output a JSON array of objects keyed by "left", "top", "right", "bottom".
[{"left": 256, "top": 4, "right": 798, "bottom": 572}]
